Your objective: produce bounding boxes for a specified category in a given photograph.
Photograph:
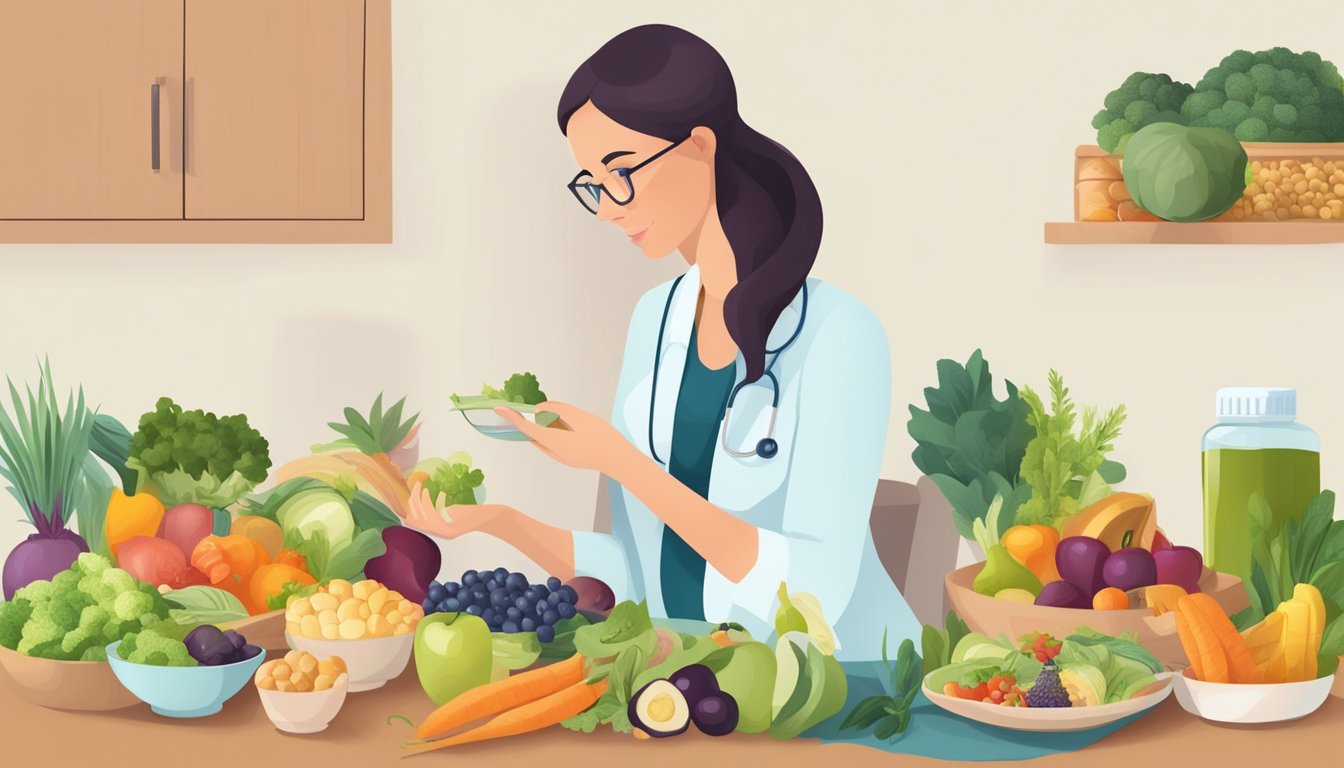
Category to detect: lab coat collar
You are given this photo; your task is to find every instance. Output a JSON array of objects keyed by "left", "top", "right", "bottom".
[{"left": 648, "top": 265, "right": 806, "bottom": 460}]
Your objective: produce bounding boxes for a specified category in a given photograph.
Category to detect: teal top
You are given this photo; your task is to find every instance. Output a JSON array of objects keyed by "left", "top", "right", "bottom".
[{"left": 659, "top": 322, "right": 737, "bottom": 621}]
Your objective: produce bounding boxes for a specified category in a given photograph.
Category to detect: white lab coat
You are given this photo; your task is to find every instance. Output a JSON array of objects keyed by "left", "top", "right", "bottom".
[{"left": 572, "top": 265, "right": 923, "bottom": 660}]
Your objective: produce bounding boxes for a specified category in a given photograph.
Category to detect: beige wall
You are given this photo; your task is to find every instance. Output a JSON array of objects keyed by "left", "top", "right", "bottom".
[{"left": 2, "top": 0, "right": 1341, "bottom": 571}]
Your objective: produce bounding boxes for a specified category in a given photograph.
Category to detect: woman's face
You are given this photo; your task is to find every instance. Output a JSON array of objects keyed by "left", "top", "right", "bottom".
[{"left": 566, "top": 102, "right": 716, "bottom": 259}]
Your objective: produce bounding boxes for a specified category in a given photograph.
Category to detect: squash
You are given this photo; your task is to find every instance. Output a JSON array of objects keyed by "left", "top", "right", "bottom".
[{"left": 1061, "top": 493, "right": 1156, "bottom": 552}]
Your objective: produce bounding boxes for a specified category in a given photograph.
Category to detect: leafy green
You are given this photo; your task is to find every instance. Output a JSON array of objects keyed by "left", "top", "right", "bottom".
[
  {"left": 1015, "top": 370, "right": 1127, "bottom": 528},
  {"left": 1235, "top": 490, "right": 1344, "bottom": 676},
  {"left": 163, "top": 585, "right": 249, "bottom": 624},
  {"left": 572, "top": 600, "right": 656, "bottom": 660},
  {"left": 127, "top": 397, "right": 270, "bottom": 507},
  {"left": 266, "top": 581, "right": 321, "bottom": 612},
  {"left": 492, "top": 631, "right": 542, "bottom": 670},
  {"left": 539, "top": 614, "right": 590, "bottom": 662},
  {"left": 423, "top": 462, "right": 485, "bottom": 507},
  {"left": 841, "top": 633, "right": 922, "bottom": 741},
  {"left": 289, "top": 527, "right": 387, "bottom": 583},
  {"left": 561, "top": 613, "right": 651, "bottom": 735},
  {"left": 907, "top": 350, "right": 1034, "bottom": 540},
  {"left": 1062, "top": 627, "right": 1163, "bottom": 673},
  {"left": 88, "top": 413, "right": 137, "bottom": 493},
  {"left": 920, "top": 610, "right": 971, "bottom": 679},
  {"left": 312, "top": 393, "right": 419, "bottom": 456},
  {"left": 1055, "top": 639, "right": 1156, "bottom": 704}
]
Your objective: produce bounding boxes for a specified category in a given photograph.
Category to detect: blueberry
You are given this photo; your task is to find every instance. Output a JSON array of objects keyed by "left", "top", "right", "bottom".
[
  {"left": 547, "top": 576, "right": 562, "bottom": 591},
  {"left": 485, "top": 578, "right": 499, "bottom": 592},
  {"left": 542, "top": 609, "right": 559, "bottom": 626},
  {"left": 444, "top": 598, "right": 461, "bottom": 612},
  {"left": 521, "top": 617, "right": 537, "bottom": 632},
  {"left": 465, "top": 604, "right": 483, "bottom": 616},
  {"left": 557, "top": 602, "right": 575, "bottom": 619},
  {"left": 559, "top": 586, "right": 578, "bottom": 604},
  {"left": 445, "top": 582, "right": 460, "bottom": 596},
  {"left": 490, "top": 615, "right": 505, "bottom": 630},
  {"left": 428, "top": 583, "right": 447, "bottom": 603},
  {"left": 506, "top": 607, "right": 523, "bottom": 622},
  {"left": 482, "top": 608, "right": 496, "bottom": 624},
  {"left": 536, "top": 625, "right": 555, "bottom": 644},
  {"left": 494, "top": 567, "right": 509, "bottom": 581},
  {"left": 422, "top": 598, "right": 436, "bottom": 613},
  {"left": 506, "top": 572, "right": 528, "bottom": 592},
  {"left": 548, "top": 592, "right": 563, "bottom": 607},
  {"left": 492, "top": 591, "right": 511, "bottom": 609},
  {"left": 502, "top": 621, "right": 519, "bottom": 634},
  {"left": 472, "top": 587, "right": 487, "bottom": 601},
  {"left": 515, "top": 596, "right": 532, "bottom": 613},
  {"left": 462, "top": 571, "right": 478, "bottom": 586},
  {"left": 536, "top": 602, "right": 548, "bottom": 617}
]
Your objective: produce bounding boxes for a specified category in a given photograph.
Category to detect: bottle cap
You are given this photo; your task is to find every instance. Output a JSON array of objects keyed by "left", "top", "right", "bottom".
[{"left": 1216, "top": 387, "right": 1297, "bottom": 421}]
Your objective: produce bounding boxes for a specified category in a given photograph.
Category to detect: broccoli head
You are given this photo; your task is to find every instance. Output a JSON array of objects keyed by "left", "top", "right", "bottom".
[
  {"left": 129, "top": 396, "right": 272, "bottom": 494},
  {"left": 1186, "top": 47, "right": 1344, "bottom": 141},
  {"left": 482, "top": 372, "right": 548, "bottom": 406},
  {"left": 119, "top": 628, "right": 194, "bottom": 667},
  {"left": 74, "top": 552, "right": 112, "bottom": 576},
  {"left": 13, "top": 580, "right": 54, "bottom": 606},
  {"left": 1093, "top": 72, "right": 1193, "bottom": 153},
  {"left": 112, "top": 590, "right": 154, "bottom": 622}
]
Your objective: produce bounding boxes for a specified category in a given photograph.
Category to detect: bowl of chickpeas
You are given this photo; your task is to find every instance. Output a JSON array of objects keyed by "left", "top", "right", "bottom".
[
  {"left": 283, "top": 578, "right": 423, "bottom": 692},
  {"left": 255, "top": 651, "right": 349, "bottom": 734}
]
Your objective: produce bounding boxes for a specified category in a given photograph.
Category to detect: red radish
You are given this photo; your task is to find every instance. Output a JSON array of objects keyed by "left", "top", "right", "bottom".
[
  {"left": 117, "top": 536, "right": 188, "bottom": 587},
  {"left": 158, "top": 504, "right": 214, "bottom": 559}
]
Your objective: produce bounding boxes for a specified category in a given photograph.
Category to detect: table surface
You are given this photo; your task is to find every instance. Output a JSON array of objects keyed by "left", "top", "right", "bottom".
[{"left": 5, "top": 660, "right": 1342, "bottom": 768}]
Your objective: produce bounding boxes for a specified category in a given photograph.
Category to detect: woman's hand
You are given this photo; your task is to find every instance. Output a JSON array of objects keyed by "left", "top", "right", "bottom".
[
  {"left": 404, "top": 480, "right": 512, "bottom": 540},
  {"left": 496, "top": 401, "right": 638, "bottom": 476}
]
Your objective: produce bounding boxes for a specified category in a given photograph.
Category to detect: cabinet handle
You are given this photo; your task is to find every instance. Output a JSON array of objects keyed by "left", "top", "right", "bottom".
[
  {"left": 184, "top": 77, "right": 192, "bottom": 174},
  {"left": 150, "top": 82, "right": 161, "bottom": 172}
]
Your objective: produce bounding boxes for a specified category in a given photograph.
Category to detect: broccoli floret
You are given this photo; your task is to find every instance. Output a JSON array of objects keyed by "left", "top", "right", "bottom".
[
  {"left": 80, "top": 645, "right": 107, "bottom": 662},
  {"left": 130, "top": 397, "right": 272, "bottom": 492},
  {"left": 481, "top": 372, "right": 548, "bottom": 406},
  {"left": 27, "top": 640, "right": 65, "bottom": 660},
  {"left": 103, "top": 619, "right": 132, "bottom": 643},
  {"left": 51, "top": 569, "right": 80, "bottom": 592},
  {"left": 74, "top": 553, "right": 112, "bottom": 576},
  {"left": 0, "top": 598, "right": 33, "bottom": 650},
  {"left": 60, "top": 627, "right": 93, "bottom": 658},
  {"left": 100, "top": 567, "right": 136, "bottom": 594},
  {"left": 14, "top": 580, "right": 54, "bottom": 606},
  {"left": 78, "top": 604, "right": 110, "bottom": 635},
  {"left": 17, "top": 613, "right": 61, "bottom": 655},
  {"left": 1092, "top": 72, "right": 1193, "bottom": 154},
  {"left": 121, "top": 628, "right": 194, "bottom": 667},
  {"left": 112, "top": 590, "right": 153, "bottom": 622},
  {"left": 1185, "top": 47, "right": 1344, "bottom": 141}
]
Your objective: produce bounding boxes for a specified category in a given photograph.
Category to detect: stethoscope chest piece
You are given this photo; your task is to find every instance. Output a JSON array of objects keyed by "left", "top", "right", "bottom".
[{"left": 755, "top": 437, "right": 779, "bottom": 459}]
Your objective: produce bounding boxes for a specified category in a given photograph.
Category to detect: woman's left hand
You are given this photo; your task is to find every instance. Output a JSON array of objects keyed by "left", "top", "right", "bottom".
[{"left": 496, "top": 401, "right": 636, "bottom": 475}]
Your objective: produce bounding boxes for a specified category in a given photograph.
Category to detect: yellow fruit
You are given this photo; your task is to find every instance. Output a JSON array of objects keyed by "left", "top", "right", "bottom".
[
  {"left": 327, "top": 579, "right": 352, "bottom": 599},
  {"left": 993, "top": 588, "right": 1037, "bottom": 604},
  {"left": 1293, "top": 583, "right": 1326, "bottom": 676},
  {"left": 1144, "top": 585, "right": 1187, "bottom": 616},
  {"left": 309, "top": 592, "right": 339, "bottom": 613},
  {"left": 300, "top": 615, "right": 320, "bottom": 639},
  {"left": 1242, "top": 612, "right": 1285, "bottom": 676},
  {"left": 1277, "top": 599, "right": 1311, "bottom": 682},
  {"left": 321, "top": 623, "right": 340, "bottom": 640},
  {"left": 368, "top": 588, "right": 389, "bottom": 614},
  {"left": 1061, "top": 492, "right": 1156, "bottom": 552}
]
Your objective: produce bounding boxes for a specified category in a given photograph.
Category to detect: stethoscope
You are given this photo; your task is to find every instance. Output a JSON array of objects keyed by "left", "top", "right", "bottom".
[{"left": 648, "top": 273, "right": 809, "bottom": 464}]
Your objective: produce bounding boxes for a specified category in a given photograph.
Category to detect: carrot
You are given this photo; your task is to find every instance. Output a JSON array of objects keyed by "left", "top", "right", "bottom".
[
  {"left": 1186, "top": 593, "right": 1260, "bottom": 683},
  {"left": 413, "top": 653, "right": 586, "bottom": 740},
  {"left": 403, "top": 679, "right": 608, "bottom": 756},
  {"left": 1177, "top": 595, "right": 1229, "bottom": 683},
  {"left": 1174, "top": 609, "right": 1205, "bottom": 681}
]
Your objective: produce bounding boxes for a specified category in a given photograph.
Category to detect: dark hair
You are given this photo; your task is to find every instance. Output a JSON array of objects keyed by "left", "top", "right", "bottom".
[{"left": 557, "top": 24, "right": 823, "bottom": 383}]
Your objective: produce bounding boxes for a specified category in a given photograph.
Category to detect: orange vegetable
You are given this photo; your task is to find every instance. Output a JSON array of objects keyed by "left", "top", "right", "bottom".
[
  {"left": 1184, "top": 593, "right": 1259, "bottom": 684},
  {"left": 104, "top": 488, "right": 166, "bottom": 560},
  {"left": 230, "top": 515, "right": 285, "bottom": 559},
  {"left": 1144, "top": 584, "right": 1187, "bottom": 616},
  {"left": 273, "top": 548, "right": 308, "bottom": 572},
  {"left": 191, "top": 534, "right": 271, "bottom": 585},
  {"left": 414, "top": 653, "right": 586, "bottom": 740},
  {"left": 248, "top": 563, "right": 316, "bottom": 615},
  {"left": 1000, "top": 524, "right": 1061, "bottom": 583},
  {"left": 404, "top": 678, "right": 607, "bottom": 755},
  {"left": 1092, "top": 587, "right": 1129, "bottom": 610},
  {"left": 1174, "top": 609, "right": 1207, "bottom": 681}
]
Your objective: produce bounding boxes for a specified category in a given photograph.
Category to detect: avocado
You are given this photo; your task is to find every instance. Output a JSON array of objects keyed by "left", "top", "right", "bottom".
[
  {"left": 708, "top": 641, "right": 776, "bottom": 734},
  {"left": 628, "top": 679, "right": 690, "bottom": 737},
  {"left": 973, "top": 544, "right": 1044, "bottom": 597}
]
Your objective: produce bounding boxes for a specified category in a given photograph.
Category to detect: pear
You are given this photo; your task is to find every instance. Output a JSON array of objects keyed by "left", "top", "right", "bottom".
[{"left": 975, "top": 544, "right": 1044, "bottom": 598}]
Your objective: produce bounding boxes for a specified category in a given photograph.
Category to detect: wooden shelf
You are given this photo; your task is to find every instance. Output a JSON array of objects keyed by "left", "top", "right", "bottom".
[{"left": 1045, "top": 221, "right": 1344, "bottom": 245}]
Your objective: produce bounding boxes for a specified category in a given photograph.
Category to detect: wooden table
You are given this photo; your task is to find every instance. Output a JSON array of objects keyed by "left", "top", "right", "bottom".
[{"left": 4, "top": 661, "right": 1341, "bottom": 767}]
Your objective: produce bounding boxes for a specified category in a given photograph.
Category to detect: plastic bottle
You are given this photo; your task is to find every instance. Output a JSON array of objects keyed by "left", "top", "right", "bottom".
[{"left": 1201, "top": 387, "right": 1320, "bottom": 581}]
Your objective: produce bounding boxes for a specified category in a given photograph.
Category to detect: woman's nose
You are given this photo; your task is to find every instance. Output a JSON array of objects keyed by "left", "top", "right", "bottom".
[{"left": 595, "top": 197, "right": 622, "bottom": 222}]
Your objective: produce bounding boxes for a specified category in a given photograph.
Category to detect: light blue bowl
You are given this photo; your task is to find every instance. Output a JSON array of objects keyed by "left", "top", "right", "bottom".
[{"left": 105, "top": 641, "right": 266, "bottom": 718}]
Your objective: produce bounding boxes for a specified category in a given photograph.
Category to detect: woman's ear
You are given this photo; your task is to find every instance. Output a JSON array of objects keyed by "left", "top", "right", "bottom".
[{"left": 689, "top": 126, "right": 717, "bottom": 162}]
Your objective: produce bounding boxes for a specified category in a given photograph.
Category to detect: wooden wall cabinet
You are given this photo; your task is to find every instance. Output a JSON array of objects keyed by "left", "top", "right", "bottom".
[{"left": 0, "top": 0, "right": 390, "bottom": 243}]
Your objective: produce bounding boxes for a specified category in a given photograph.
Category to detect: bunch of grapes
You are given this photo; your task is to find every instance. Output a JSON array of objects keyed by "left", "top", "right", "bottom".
[{"left": 422, "top": 568, "right": 578, "bottom": 644}]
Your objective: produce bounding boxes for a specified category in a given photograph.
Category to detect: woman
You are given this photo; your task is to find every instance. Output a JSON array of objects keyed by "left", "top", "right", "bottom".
[{"left": 407, "top": 24, "right": 920, "bottom": 660}]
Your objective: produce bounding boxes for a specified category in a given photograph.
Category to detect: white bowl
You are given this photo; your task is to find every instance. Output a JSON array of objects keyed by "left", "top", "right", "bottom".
[
  {"left": 923, "top": 672, "right": 1174, "bottom": 732},
  {"left": 257, "top": 673, "right": 350, "bottom": 733},
  {"left": 1173, "top": 668, "right": 1334, "bottom": 723},
  {"left": 284, "top": 633, "right": 413, "bottom": 692}
]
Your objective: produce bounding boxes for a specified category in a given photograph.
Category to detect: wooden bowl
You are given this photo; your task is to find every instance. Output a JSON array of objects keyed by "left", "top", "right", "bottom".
[
  {"left": 944, "top": 564, "right": 1248, "bottom": 670},
  {"left": 0, "top": 645, "right": 139, "bottom": 711}
]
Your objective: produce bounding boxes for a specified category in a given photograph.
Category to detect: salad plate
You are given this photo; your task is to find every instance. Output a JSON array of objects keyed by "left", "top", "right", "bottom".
[
  {"left": 923, "top": 672, "right": 1173, "bottom": 732},
  {"left": 451, "top": 396, "right": 561, "bottom": 441}
]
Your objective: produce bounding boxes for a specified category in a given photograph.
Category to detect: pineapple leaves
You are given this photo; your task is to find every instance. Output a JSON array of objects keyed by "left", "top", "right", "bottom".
[{"left": 319, "top": 393, "right": 419, "bottom": 456}]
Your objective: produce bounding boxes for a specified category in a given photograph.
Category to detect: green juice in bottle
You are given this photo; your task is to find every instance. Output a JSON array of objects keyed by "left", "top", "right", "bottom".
[{"left": 1201, "top": 388, "right": 1320, "bottom": 581}]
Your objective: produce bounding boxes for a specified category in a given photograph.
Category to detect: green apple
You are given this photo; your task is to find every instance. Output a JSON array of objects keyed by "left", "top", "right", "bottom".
[
  {"left": 709, "top": 640, "right": 777, "bottom": 734},
  {"left": 413, "top": 612, "right": 493, "bottom": 706}
]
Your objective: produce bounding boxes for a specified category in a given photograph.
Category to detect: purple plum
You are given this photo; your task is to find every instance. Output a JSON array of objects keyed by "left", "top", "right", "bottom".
[
  {"left": 1034, "top": 580, "right": 1091, "bottom": 609},
  {"left": 1154, "top": 546, "right": 1204, "bottom": 593},
  {"left": 1103, "top": 548, "right": 1158, "bottom": 591},
  {"left": 1056, "top": 536, "right": 1111, "bottom": 596}
]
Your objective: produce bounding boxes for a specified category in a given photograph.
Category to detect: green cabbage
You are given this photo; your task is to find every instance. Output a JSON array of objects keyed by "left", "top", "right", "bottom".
[{"left": 1122, "top": 122, "right": 1248, "bottom": 222}]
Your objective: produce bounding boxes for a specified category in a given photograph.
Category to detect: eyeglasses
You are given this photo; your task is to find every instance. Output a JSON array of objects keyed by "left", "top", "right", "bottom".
[{"left": 567, "top": 134, "right": 690, "bottom": 215}]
